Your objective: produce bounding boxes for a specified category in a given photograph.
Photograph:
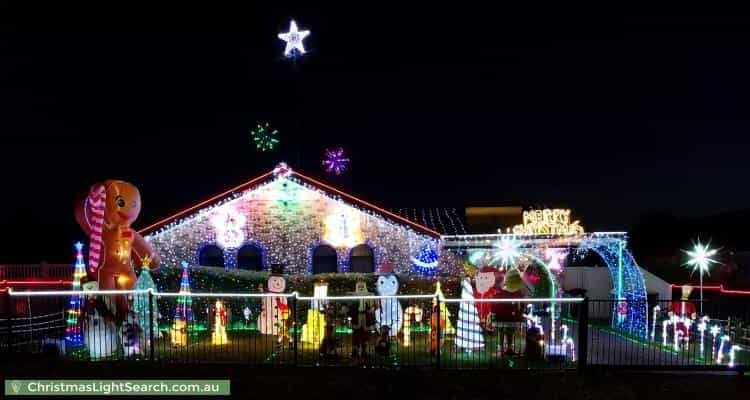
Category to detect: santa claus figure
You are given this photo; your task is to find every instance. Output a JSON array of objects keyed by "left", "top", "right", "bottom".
[
  {"left": 348, "top": 281, "right": 375, "bottom": 362},
  {"left": 669, "top": 285, "right": 697, "bottom": 345},
  {"left": 473, "top": 266, "right": 497, "bottom": 332}
]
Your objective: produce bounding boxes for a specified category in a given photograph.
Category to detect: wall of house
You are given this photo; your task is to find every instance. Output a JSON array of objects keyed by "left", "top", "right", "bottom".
[{"left": 145, "top": 177, "right": 462, "bottom": 276}]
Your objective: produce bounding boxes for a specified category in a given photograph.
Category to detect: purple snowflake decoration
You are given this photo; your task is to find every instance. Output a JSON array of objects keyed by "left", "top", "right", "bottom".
[{"left": 322, "top": 147, "right": 350, "bottom": 175}]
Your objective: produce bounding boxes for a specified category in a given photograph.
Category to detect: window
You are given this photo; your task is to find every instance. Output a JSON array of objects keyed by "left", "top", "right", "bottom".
[
  {"left": 312, "top": 245, "right": 338, "bottom": 274},
  {"left": 349, "top": 244, "right": 375, "bottom": 273},
  {"left": 199, "top": 245, "right": 225, "bottom": 267},
  {"left": 237, "top": 244, "right": 264, "bottom": 271}
]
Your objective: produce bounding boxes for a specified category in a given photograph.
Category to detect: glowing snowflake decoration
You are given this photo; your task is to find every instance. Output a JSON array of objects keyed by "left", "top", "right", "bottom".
[
  {"left": 494, "top": 237, "right": 521, "bottom": 267},
  {"left": 250, "top": 123, "right": 279, "bottom": 152},
  {"left": 278, "top": 20, "right": 310, "bottom": 58},
  {"left": 322, "top": 147, "right": 350, "bottom": 175},
  {"left": 684, "top": 240, "right": 719, "bottom": 276}
]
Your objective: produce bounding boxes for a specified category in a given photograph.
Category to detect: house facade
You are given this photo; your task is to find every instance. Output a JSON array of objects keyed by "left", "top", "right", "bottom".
[{"left": 141, "top": 163, "right": 463, "bottom": 276}]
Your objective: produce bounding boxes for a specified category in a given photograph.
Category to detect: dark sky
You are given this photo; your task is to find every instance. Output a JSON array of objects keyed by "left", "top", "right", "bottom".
[{"left": 2, "top": 3, "right": 750, "bottom": 262}]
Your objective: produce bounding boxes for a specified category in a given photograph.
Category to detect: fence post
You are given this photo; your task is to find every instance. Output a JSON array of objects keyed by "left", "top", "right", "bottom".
[
  {"left": 148, "top": 290, "right": 155, "bottom": 362},
  {"left": 578, "top": 297, "right": 589, "bottom": 371},
  {"left": 435, "top": 294, "right": 441, "bottom": 370},
  {"left": 291, "top": 295, "right": 298, "bottom": 366},
  {"left": 4, "top": 291, "right": 12, "bottom": 353}
]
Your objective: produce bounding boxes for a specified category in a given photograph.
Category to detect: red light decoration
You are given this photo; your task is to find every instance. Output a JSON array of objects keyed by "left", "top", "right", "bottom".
[{"left": 670, "top": 284, "right": 750, "bottom": 296}]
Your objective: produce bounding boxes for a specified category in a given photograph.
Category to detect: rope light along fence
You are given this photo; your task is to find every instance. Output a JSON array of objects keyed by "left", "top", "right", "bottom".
[{"left": 4, "top": 288, "right": 588, "bottom": 369}]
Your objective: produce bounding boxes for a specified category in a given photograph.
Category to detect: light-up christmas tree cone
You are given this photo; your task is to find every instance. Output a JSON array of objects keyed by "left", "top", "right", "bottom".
[
  {"left": 134, "top": 255, "right": 158, "bottom": 347},
  {"left": 171, "top": 261, "right": 194, "bottom": 347},
  {"left": 65, "top": 242, "right": 87, "bottom": 346},
  {"left": 212, "top": 299, "right": 229, "bottom": 345},
  {"left": 684, "top": 240, "right": 719, "bottom": 315},
  {"left": 434, "top": 281, "right": 455, "bottom": 335},
  {"left": 455, "top": 278, "right": 484, "bottom": 351}
]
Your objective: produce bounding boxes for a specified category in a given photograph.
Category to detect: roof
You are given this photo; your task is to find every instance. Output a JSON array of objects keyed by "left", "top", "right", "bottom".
[
  {"left": 390, "top": 208, "right": 467, "bottom": 236},
  {"left": 139, "top": 163, "right": 441, "bottom": 238}
]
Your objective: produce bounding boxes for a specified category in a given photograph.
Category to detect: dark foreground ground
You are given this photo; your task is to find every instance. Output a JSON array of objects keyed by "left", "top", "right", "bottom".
[{"left": 2, "top": 357, "right": 748, "bottom": 400}]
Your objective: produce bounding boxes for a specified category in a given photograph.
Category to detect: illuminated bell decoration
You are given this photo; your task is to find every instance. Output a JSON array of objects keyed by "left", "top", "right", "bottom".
[
  {"left": 323, "top": 208, "right": 364, "bottom": 248},
  {"left": 211, "top": 206, "right": 246, "bottom": 248},
  {"left": 509, "top": 209, "right": 585, "bottom": 235}
]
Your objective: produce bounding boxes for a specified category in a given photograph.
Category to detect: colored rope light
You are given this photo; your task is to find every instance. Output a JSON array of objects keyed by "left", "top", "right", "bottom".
[{"left": 670, "top": 284, "right": 750, "bottom": 296}]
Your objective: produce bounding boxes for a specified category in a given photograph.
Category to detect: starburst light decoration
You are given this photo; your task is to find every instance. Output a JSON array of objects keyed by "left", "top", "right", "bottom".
[
  {"left": 322, "top": 147, "right": 350, "bottom": 175},
  {"left": 250, "top": 123, "right": 279, "bottom": 152}
]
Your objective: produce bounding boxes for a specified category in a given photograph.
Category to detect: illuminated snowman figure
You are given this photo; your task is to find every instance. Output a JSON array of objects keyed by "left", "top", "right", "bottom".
[
  {"left": 82, "top": 281, "right": 119, "bottom": 359},
  {"left": 258, "top": 266, "right": 287, "bottom": 335},
  {"left": 375, "top": 263, "right": 403, "bottom": 338}
]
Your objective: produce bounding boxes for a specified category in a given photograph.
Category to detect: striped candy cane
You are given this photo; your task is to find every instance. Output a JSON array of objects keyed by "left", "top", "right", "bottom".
[{"left": 86, "top": 184, "right": 106, "bottom": 273}]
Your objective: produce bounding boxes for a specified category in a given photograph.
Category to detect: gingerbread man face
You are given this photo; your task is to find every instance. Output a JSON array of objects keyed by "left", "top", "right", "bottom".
[{"left": 104, "top": 181, "right": 141, "bottom": 227}]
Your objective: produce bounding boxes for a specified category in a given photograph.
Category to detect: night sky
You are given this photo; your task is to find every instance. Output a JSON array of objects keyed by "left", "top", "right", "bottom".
[{"left": 2, "top": 3, "right": 749, "bottom": 262}]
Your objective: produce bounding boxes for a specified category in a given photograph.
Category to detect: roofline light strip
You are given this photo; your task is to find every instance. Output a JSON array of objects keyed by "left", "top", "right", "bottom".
[
  {"left": 291, "top": 171, "right": 441, "bottom": 237},
  {"left": 138, "top": 171, "right": 275, "bottom": 234}
]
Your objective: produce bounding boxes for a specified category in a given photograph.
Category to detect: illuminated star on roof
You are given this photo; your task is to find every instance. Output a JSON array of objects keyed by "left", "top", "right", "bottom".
[{"left": 278, "top": 20, "right": 310, "bottom": 58}]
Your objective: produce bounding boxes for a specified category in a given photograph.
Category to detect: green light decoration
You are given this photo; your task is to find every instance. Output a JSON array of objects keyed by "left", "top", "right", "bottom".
[
  {"left": 133, "top": 256, "right": 158, "bottom": 343},
  {"left": 250, "top": 123, "right": 279, "bottom": 152}
]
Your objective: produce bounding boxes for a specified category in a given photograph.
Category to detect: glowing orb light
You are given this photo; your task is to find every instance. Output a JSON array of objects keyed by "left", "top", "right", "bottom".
[
  {"left": 278, "top": 20, "right": 310, "bottom": 58},
  {"left": 322, "top": 147, "right": 350, "bottom": 175}
]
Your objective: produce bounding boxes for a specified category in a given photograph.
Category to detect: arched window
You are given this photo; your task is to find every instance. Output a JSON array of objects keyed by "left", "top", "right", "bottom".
[
  {"left": 312, "top": 245, "right": 338, "bottom": 274},
  {"left": 199, "top": 245, "right": 225, "bottom": 267},
  {"left": 349, "top": 244, "right": 375, "bottom": 273},
  {"left": 237, "top": 244, "right": 264, "bottom": 271}
]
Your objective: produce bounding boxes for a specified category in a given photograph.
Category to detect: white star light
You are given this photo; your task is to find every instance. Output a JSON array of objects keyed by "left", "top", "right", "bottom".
[
  {"left": 684, "top": 241, "right": 718, "bottom": 276},
  {"left": 278, "top": 20, "right": 310, "bottom": 58},
  {"left": 494, "top": 237, "right": 521, "bottom": 267}
]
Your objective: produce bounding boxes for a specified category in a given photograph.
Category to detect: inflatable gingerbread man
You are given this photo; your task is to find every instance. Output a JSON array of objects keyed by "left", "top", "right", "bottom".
[{"left": 75, "top": 180, "right": 160, "bottom": 321}]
